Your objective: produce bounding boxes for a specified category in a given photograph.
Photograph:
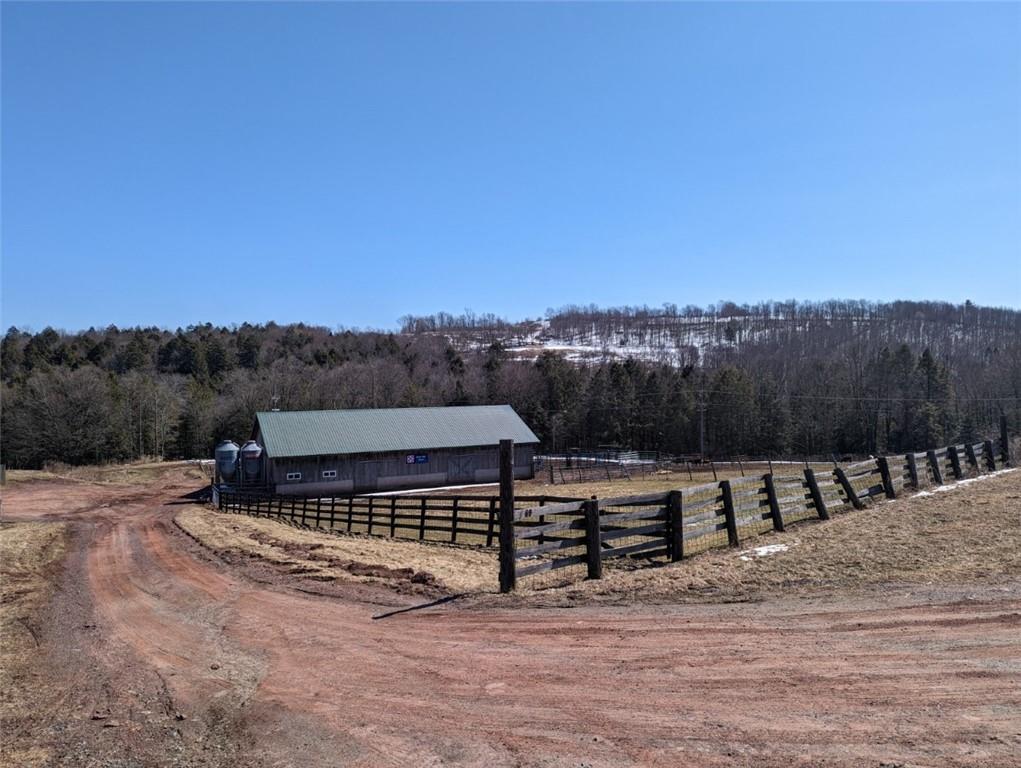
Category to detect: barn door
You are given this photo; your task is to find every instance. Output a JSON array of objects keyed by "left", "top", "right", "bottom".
[
  {"left": 355, "top": 461, "right": 379, "bottom": 492},
  {"left": 448, "top": 454, "right": 477, "bottom": 483}
]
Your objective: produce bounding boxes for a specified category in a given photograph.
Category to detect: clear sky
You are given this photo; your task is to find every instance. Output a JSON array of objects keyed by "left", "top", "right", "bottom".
[{"left": 2, "top": 1, "right": 1019, "bottom": 332}]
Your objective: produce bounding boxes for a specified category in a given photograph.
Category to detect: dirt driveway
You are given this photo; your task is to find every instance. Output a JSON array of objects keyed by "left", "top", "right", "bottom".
[{"left": 2, "top": 469, "right": 1019, "bottom": 767}]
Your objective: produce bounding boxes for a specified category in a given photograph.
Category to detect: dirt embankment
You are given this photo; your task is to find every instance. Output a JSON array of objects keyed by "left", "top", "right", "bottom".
[{"left": 176, "top": 506, "right": 498, "bottom": 595}]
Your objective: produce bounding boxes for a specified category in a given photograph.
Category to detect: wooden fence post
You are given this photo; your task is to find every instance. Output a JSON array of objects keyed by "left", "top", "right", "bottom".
[
  {"left": 417, "top": 498, "right": 426, "bottom": 540},
  {"left": 1002, "top": 415, "right": 1012, "bottom": 467},
  {"left": 804, "top": 468, "right": 829, "bottom": 520},
  {"left": 498, "top": 439, "right": 516, "bottom": 593},
  {"left": 584, "top": 499, "right": 603, "bottom": 579},
  {"left": 926, "top": 450, "right": 944, "bottom": 486},
  {"left": 719, "top": 480, "right": 740, "bottom": 547},
  {"left": 983, "top": 440, "right": 997, "bottom": 472},
  {"left": 450, "top": 498, "right": 459, "bottom": 544},
  {"left": 834, "top": 467, "right": 864, "bottom": 510},
  {"left": 487, "top": 498, "right": 497, "bottom": 548},
  {"left": 667, "top": 490, "right": 684, "bottom": 561},
  {"left": 537, "top": 498, "right": 546, "bottom": 546},
  {"left": 906, "top": 453, "right": 920, "bottom": 488},
  {"left": 389, "top": 497, "right": 397, "bottom": 537},
  {"left": 366, "top": 497, "right": 375, "bottom": 535},
  {"left": 314, "top": 498, "right": 322, "bottom": 528},
  {"left": 947, "top": 446, "right": 963, "bottom": 480},
  {"left": 763, "top": 473, "right": 785, "bottom": 531},
  {"left": 877, "top": 457, "right": 896, "bottom": 499},
  {"left": 965, "top": 443, "right": 980, "bottom": 474}
]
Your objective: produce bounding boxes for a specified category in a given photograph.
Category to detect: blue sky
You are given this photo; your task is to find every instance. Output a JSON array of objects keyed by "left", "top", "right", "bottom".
[{"left": 2, "top": 2, "right": 1019, "bottom": 332}]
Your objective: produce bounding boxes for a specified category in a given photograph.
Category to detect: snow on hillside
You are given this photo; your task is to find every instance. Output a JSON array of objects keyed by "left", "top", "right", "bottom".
[{"left": 436, "top": 309, "right": 1019, "bottom": 368}]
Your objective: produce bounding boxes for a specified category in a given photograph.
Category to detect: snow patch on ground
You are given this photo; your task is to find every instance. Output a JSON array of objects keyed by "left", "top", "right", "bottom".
[
  {"left": 739, "top": 543, "right": 793, "bottom": 561},
  {"left": 913, "top": 468, "right": 1017, "bottom": 497}
]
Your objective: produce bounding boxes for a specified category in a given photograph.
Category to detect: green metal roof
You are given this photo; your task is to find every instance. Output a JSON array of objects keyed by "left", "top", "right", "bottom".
[{"left": 254, "top": 405, "right": 539, "bottom": 459}]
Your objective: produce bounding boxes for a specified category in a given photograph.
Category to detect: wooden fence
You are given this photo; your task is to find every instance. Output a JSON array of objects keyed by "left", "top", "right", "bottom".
[
  {"left": 217, "top": 490, "right": 582, "bottom": 548},
  {"left": 505, "top": 435, "right": 1011, "bottom": 591},
  {"left": 214, "top": 423, "right": 1013, "bottom": 593}
]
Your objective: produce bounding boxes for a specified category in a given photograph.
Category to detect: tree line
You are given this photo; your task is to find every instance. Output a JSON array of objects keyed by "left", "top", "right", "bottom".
[{"left": 2, "top": 299, "right": 1018, "bottom": 468}]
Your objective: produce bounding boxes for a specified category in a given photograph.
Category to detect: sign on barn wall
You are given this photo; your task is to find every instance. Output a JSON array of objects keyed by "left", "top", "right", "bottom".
[{"left": 406, "top": 454, "right": 429, "bottom": 464}]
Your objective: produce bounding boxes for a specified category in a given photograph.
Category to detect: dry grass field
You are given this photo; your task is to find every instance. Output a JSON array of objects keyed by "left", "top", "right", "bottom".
[
  {"left": 5, "top": 459, "right": 210, "bottom": 486},
  {"left": 522, "top": 468, "right": 1021, "bottom": 605},
  {"left": 0, "top": 521, "right": 68, "bottom": 768}
]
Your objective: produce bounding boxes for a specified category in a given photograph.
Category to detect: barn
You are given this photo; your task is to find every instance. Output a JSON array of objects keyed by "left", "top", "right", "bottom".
[{"left": 249, "top": 404, "right": 539, "bottom": 495}]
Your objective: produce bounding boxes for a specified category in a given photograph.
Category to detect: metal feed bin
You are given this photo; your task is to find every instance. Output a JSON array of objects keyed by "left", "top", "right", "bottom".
[
  {"left": 240, "top": 440, "right": 263, "bottom": 481},
  {"left": 214, "top": 440, "right": 240, "bottom": 482}
]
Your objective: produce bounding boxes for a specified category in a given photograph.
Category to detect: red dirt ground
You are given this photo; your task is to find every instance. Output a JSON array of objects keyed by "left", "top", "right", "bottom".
[{"left": 2, "top": 468, "right": 1019, "bottom": 767}]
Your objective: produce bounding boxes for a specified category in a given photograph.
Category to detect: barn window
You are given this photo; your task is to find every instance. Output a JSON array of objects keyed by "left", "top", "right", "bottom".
[
  {"left": 322, "top": 470, "right": 337, "bottom": 479},
  {"left": 286, "top": 472, "right": 302, "bottom": 481}
]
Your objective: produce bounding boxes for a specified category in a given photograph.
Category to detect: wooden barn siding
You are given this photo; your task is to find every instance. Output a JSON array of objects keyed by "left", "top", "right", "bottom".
[{"left": 268, "top": 444, "right": 535, "bottom": 494}]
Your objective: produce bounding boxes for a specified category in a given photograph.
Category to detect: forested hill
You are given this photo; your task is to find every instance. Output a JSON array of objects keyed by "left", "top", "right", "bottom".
[
  {"left": 2, "top": 299, "right": 1019, "bottom": 469},
  {"left": 404, "top": 299, "right": 1021, "bottom": 367}
]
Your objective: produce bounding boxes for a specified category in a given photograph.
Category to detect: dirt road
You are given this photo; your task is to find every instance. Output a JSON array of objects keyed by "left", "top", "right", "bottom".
[{"left": 2, "top": 469, "right": 1020, "bottom": 767}]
